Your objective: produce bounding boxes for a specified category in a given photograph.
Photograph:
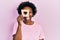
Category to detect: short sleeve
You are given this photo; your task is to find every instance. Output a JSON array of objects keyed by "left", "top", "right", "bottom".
[
  {"left": 12, "top": 20, "right": 18, "bottom": 36},
  {"left": 39, "top": 25, "right": 45, "bottom": 39}
]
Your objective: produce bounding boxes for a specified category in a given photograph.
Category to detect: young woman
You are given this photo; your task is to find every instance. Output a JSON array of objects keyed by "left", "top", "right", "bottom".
[{"left": 12, "top": 1, "right": 45, "bottom": 40}]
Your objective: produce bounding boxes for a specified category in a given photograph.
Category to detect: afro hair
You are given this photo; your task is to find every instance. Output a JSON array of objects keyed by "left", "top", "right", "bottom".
[{"left": 17, "top": 1, "right": 37, "bottom": 17}]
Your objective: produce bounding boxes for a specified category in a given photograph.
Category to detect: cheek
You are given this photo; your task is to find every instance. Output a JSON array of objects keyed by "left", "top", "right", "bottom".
[{"left": 29, "top": 13, "right": 33, "bottom": 16}]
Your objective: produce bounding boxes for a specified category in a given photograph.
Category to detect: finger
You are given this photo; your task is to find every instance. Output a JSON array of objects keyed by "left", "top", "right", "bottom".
[{"left": 20, "top": 15, "right": 23, "bottom": 20}]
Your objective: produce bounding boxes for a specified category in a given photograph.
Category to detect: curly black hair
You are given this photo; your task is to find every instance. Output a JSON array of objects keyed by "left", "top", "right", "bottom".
[{"left": 17, "top": 1, "right": 37, "bottom": 17}]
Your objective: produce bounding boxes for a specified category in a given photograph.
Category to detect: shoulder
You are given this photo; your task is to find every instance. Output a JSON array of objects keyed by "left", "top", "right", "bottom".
[
  {"left": 33, "top": 21, "right": 43, "bottom": 31},
  {"left": 14, "top": 20, "right": 18, "bottom": 26},
  {"left": 34, "top": 21, "right": 42, "bottom": 27}
]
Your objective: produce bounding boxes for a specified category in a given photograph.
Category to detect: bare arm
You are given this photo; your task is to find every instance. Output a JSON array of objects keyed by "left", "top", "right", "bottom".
[
  {"left": 13, "top": 24, "right": 22, "bottom": 40},
  {"left": 13, "top": 15, "right": 23, "bottom": 40}
]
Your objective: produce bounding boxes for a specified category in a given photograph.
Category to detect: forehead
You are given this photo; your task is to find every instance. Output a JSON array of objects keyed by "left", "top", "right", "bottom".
[{"left": 23, "top": 6, "right": 32, "bottom": 10}]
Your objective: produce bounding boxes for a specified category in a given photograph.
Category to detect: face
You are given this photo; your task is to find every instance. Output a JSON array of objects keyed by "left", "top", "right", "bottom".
[{"left": 22, "top": 6, "right": 33, "bottom": 20}]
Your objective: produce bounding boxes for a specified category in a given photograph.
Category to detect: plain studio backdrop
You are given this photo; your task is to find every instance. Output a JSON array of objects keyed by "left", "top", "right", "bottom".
[{"left": 0, "top": 0, "right": 60, "bottom": 40}]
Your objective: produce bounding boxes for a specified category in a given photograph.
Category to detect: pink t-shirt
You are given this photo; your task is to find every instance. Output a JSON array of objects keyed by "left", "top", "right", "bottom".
[{"left": 12, "top": 20, "right": 45, "bottom": 40}]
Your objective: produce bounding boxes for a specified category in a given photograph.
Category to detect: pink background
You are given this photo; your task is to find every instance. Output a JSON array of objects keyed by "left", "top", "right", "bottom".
[{"left": 0, "top": 0, "right": 60, "bottom": 40}]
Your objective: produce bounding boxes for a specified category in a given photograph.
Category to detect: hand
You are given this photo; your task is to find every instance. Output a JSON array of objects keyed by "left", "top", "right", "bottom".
[{"left": 17, "top": 15, "right": 23, "bottom": 25}]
